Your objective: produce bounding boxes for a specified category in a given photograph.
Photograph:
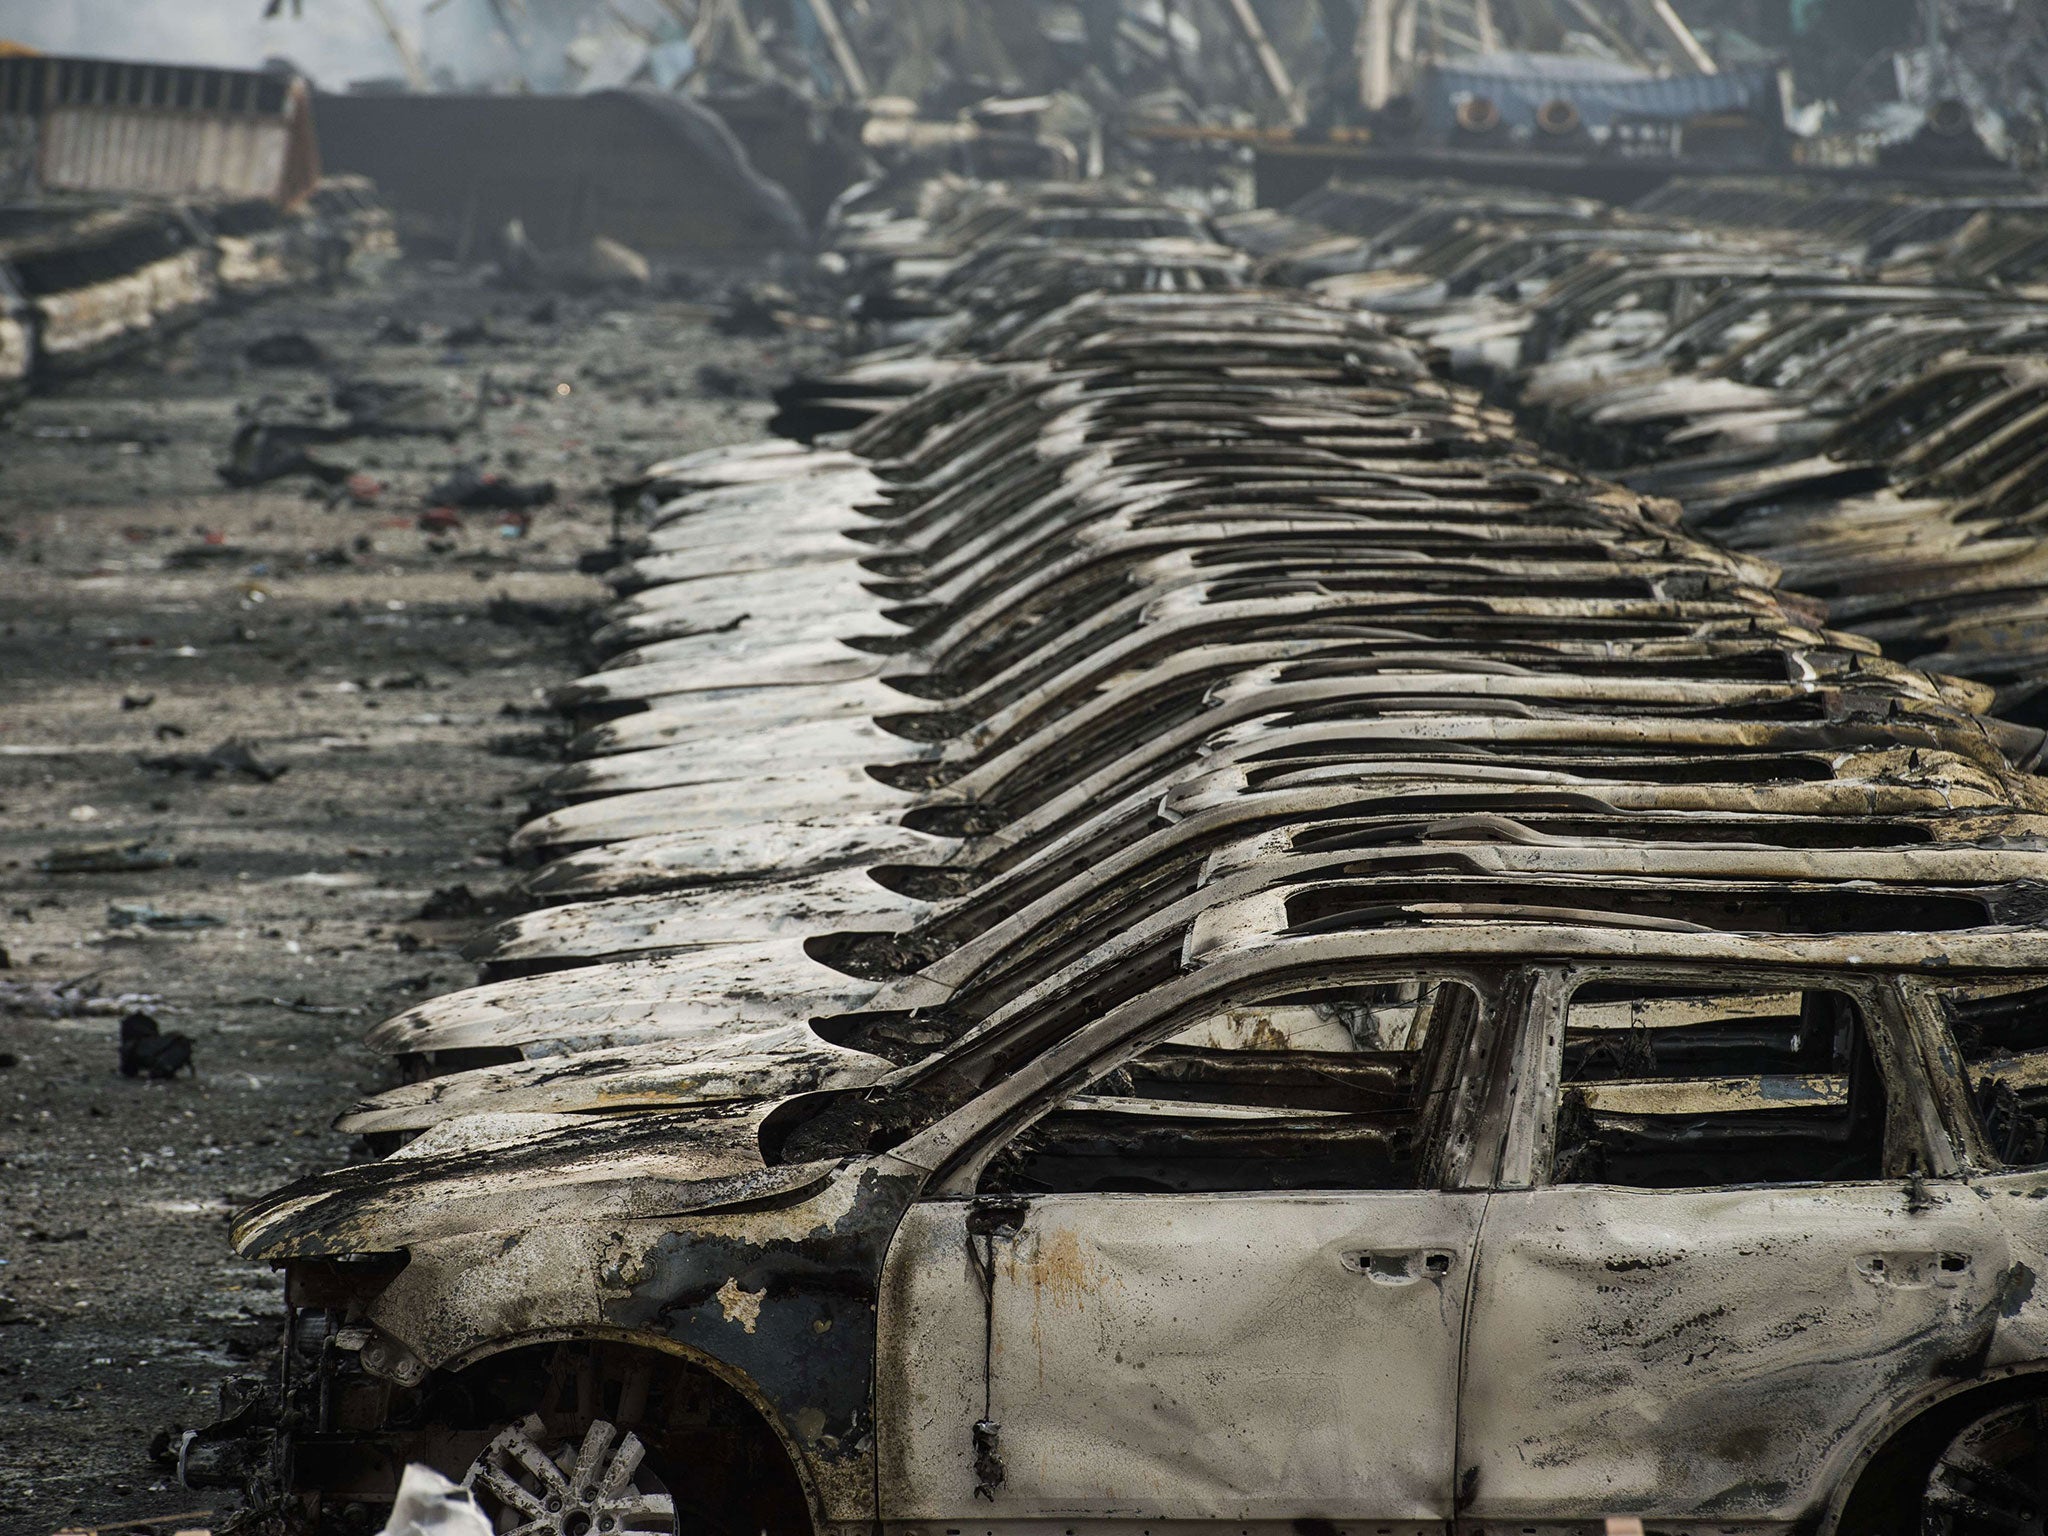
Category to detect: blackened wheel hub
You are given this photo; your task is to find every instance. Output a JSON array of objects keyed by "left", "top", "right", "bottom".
[
  {"left": 1925, "top": 1400, "right": 2048, "bottom": 1535},
  {"left": 464, "top": 1414, "right": 678, "bottom": 1535}
]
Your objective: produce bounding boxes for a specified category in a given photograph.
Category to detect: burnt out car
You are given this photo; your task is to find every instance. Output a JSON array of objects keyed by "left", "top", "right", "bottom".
[{"left": 222, "top": 919, "right": 2048, "bottom": 1536}]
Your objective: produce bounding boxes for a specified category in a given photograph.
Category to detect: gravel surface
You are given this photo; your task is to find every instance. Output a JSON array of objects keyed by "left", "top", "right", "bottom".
[{"left": 0, "top": 260, "right": 817, "bottom": 1535}]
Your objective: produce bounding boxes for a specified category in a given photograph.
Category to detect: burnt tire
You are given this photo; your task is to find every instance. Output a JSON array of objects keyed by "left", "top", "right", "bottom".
[{"left": 1922, "top": 1399, "right": 2048, "bottom": 1535}]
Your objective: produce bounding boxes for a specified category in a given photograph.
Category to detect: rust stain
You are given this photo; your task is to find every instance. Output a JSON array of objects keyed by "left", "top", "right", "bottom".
[
  {"left": 1027, "top": 1226, "right": 1117, "bottom": 1312},
  {"left": 1011, "top": 1226, "right": 1128, "bottom": 1389},
  {"left": 1220, "top": 1007, "right": 1292, "bottom": 1051}
]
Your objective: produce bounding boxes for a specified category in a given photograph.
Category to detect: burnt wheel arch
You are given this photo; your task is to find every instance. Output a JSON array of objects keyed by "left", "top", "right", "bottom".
[
  {"left": 434, "top": 1336, "right": 819, "bottom": 1536},
  {"left": 1830, "top": 1368, "right": 2048, "bottom": 1536}
]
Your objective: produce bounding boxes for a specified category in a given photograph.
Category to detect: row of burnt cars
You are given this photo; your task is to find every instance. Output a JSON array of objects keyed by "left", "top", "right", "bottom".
[
  {"left": 0, "top": 175, "right": 391, "bottom": 402},
  {"left": 203, "top": 177, "right": 2048, "bottom": 1536},
  {"left": 1230, "top": 173, "right": 2048, "bottom": 727}
]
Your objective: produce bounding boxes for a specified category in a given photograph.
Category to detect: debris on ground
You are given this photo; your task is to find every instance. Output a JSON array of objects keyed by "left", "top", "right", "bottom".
[
  {"left": 414, "top": 883, "right": 503, "bottom": 920},
  {"left": 221, "top": 376, "right": 480, "bottom": 488},
  {"left": 575, "top": 545, "right": 629, "bottom": 575},
  {"left": 162, "top": 535, "right": 252, "bottom": 569},
  {"left": 116, "top": 1011, "right": 194, "bottom": 1080},
  {"left": 713, "top": 281, "right": 798, "bottom": 337},
  {"left": 378, "top": 1463, "right": 492, "bottom": 1536},
  {"left": 1, "top": 976, "right": 159, "bottom": 1017},
  {"left": 497, "top": 220, "right": 656, "bottom": 292},
  {"left": 485, "top": 729, "right": 566, "bottom": 760},
  {"left": 106, "top": 903, "right": 223, "bottom": 933},
  {"left": 484, "top": 594, "right": 584, "bottom": 629},
  {"left": 584, "top": 236, "right": 652, "bottom": 289},
  {"left": 426, "top": 465, "right": 557, "bottom": 512},
  {"left": 694, "top": 363, "right": 755, "bottom": 398},
  {"left": 244, "top": 331, "right": 328, "bottom": 369},
  {"left": 332, "top": 378, "right": 476, "bottom": 438},
  {"left": 138, "top": 738, "right": 287, "bottom": 784},
  {"left": 1, "top": 230, "right": 799, "bottom": 1532},
  {"left": 219, "top": 421, "right": 353, "bottom": 488},
  {"left": 36, "top": 843, "right": 176, "bottom": 875}
]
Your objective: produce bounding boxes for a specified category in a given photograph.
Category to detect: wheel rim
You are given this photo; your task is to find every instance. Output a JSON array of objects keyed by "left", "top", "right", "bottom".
[
  {"left": 464, "top": 1414, "right": 679, "bottom": 1536},
  {"left": 1926, "top": 1400, "right": 2048, "bottom": 1535}
]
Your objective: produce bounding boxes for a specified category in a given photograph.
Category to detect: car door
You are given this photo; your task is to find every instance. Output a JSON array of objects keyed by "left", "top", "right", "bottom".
[
  {"left": 876, "top": 967, "right": 1509, "bottom": 1530},
  {"left": 1458, "top": 965, "right": 2012, "bottom": 1530}
]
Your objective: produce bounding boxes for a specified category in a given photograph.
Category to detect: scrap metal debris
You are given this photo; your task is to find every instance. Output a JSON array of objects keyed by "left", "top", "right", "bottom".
[
  {"left": 0, "top": 54, "right": 392, "bottom": 403},
  {"left": 139, "top": 738, "right": 288, "bottom": 785},
  {"left": 117, "top": 1012, "right": 194, "bottom": 1080},
  {"left": 2, "top": 5, "right": 2035, "bottom": 1532}
]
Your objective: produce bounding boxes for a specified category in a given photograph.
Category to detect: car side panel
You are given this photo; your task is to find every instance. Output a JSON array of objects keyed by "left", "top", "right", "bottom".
[
  {"left": 1459, "top": 1182, "right": 2012, "bottom": 1526},
  {"left": 1974, "top": 1171, "right": 2048, "bottom": 1371},
  {"left": 878, "top": 1191, "right": 1485, "bottom": 1528}
]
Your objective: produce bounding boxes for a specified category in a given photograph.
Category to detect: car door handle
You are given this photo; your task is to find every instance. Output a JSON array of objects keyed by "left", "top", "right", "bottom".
[
  {"left": 1342, "top": 1249, "right": 1457, "bottom": 1285},
  {"left": 1857, "top": 1251, "right": 1973, "bottom": 1289}
]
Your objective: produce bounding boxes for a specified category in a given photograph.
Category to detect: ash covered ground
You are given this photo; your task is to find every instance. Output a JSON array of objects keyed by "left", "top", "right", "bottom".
[{"left": 0, "top": 262, "right": 824, "bottom": 1535}]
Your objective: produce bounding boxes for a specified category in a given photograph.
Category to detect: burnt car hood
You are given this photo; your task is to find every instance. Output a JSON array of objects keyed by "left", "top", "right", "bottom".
[
  {"left": 232, "top": 1100, "right": 841, "bottom": 1262},
  {"left": 335, "top": 1022, "right": 894, "bottom": 1135}
]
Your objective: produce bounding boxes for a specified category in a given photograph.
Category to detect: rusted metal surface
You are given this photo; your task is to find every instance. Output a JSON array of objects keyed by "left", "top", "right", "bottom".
[{"left": 205, "top": 175, "right": 2048, "bottom": 1534}]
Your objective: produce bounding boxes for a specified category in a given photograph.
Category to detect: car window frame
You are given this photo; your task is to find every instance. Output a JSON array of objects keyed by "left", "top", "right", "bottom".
[
  {"left": 904, "top": 949, "right": 1525, "bottom": 1201},
  {"left": 1498, "top": 963, "right": 1955, "bottom": 1191},
  {"left": 1897, "top": 972, "right": 2048, "bottom": 1174}
]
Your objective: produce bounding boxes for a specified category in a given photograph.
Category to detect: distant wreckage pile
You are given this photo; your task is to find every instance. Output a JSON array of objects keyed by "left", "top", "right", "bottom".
[
  {"left": 181, "top": 174, "right": 2048, "bottom": 1536},
  {"left": 0, "top": 179, "right": 393, "bottom": 404}
]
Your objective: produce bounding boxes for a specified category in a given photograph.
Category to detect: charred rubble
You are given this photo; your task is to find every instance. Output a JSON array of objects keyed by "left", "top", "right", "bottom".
[{"left": 0, "top": 4, "right": 2042, "bottom": 1534}]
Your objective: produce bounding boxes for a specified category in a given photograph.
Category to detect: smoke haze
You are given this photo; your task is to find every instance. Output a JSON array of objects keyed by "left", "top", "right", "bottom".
[{"left": 0, "top": 0, "right": 524, "bottom": 90}]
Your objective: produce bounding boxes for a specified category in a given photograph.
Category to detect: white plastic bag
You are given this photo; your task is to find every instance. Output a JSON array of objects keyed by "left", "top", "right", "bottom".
[{"left": 377, "top": 1463, "right": 494, "bottom": 1536}]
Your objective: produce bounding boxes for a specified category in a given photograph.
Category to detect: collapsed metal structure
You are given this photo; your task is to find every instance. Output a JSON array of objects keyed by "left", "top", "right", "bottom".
[
  {"left": 0, "top": 180, "right": 392, "bottom": 399},
  {"left": 182, "top": 171, "right": 2048, "bottom": 1534},
  {"left": 0, "top": 53, "right": 322, "bottom": 206},
  {"left": 0, "top": 54, "right": 395, "bottom": 400}
]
